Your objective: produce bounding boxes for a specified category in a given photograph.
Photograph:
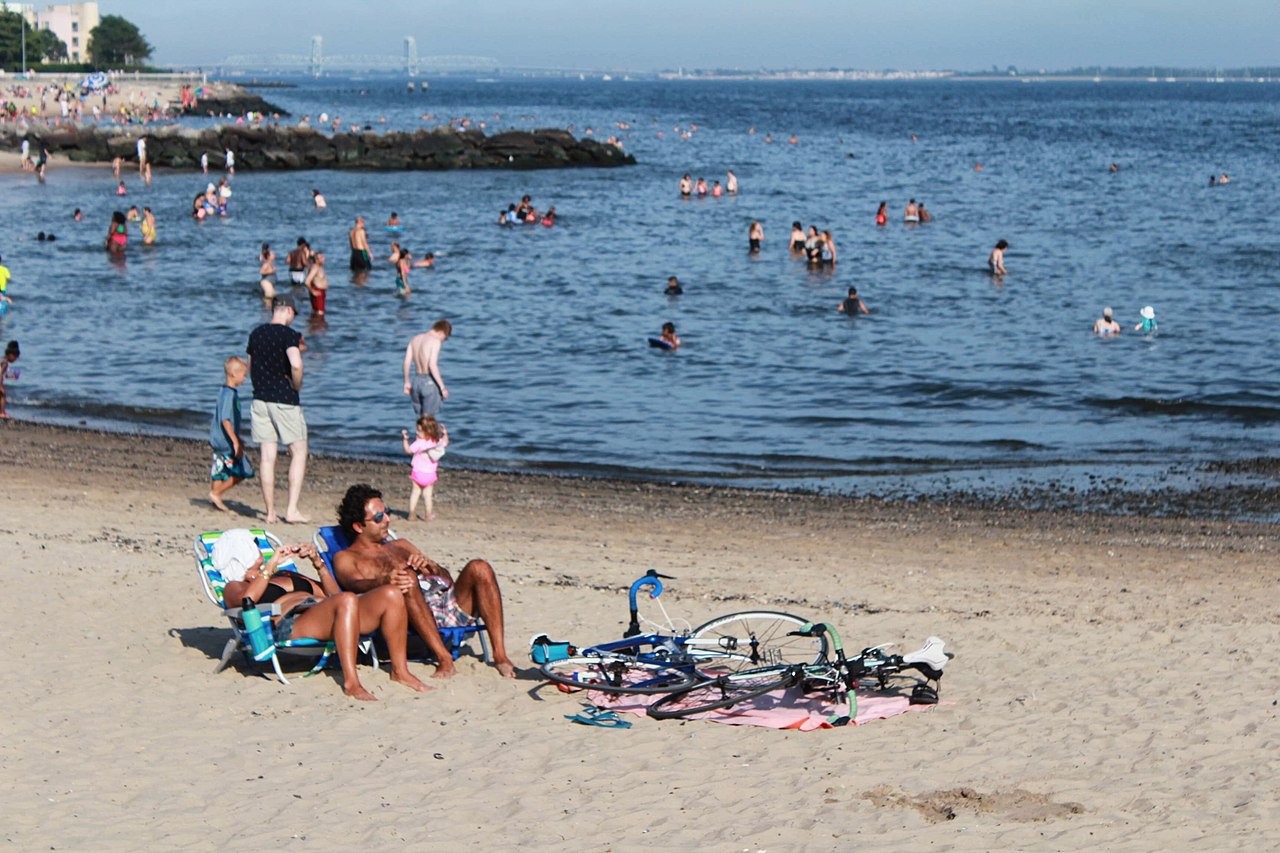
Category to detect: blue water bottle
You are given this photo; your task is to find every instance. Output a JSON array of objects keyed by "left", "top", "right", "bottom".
[{"left": 241, "top": 597, "right": 275, "bottom": 661}]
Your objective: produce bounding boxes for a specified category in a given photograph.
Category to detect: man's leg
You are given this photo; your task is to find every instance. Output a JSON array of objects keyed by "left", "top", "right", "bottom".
[
  {"left": 453, "top": 559, "right": 516, "bottom": 677},
  {"left": 357, "top": 586, "right": 429, "bottom": 693},
  {"left": 284, "top": 439, "right": 309, "bottom": 523},
  {"left": 402, "top": 588, "right": 457, "bottom": 677},
  {"left": 258, "top": 441, "right": 279, "bottom": 523}
]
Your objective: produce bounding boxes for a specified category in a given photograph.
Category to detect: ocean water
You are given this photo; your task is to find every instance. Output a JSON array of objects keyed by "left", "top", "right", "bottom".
[{"left": 3, "top": 78, "right": 1279, "bottom": 509}]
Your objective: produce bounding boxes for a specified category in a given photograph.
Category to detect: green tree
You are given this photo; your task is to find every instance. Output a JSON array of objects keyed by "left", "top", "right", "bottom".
[
  {"left": 87, "top": 14, "right": 152, "bottom": 67},
  {"left": 0, "top": 11, "right": 69, "bottom": 67}
]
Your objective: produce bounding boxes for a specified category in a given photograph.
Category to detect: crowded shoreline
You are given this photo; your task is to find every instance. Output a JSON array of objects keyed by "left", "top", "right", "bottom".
[{"left": 2, "top": 417, "right": 1278, "bottom": 847}]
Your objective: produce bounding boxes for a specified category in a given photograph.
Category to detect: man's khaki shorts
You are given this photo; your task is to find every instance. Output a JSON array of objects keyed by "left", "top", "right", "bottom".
[{"left": 251, "top": 400, "right": 307, "bottom": 446}]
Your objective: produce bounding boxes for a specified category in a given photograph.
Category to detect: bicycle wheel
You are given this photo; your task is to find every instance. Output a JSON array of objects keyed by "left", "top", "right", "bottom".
[
  {"left": 647, "top": 666, "right": 800, "bottom": 719},
  {"left": 540, "top": 654, "right": 697, "bottom": 695},
  {"left": 689, "top": 611, "right": 827, "bottom": 675}
]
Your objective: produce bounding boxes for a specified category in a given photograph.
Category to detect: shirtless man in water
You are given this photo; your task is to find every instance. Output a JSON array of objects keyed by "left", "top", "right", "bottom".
[
  {"left": 348, "top": 216, "right": 372, "bottom": 273},
  {"left": 404, "top": 319, "right": 451, "bottom": 417},
  {"left": 332, "top": 484, "right": 516, "bottom": 678}
]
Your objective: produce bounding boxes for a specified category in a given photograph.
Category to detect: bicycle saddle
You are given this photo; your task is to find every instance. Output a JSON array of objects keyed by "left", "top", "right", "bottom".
[{"left": 901, "top": 637, "right": 948, "bottom": 674}]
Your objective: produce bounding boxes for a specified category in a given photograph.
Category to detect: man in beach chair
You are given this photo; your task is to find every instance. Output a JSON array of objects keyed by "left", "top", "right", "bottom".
[{"left": 332, "top": 484, "right": 517, "bottom": 679}]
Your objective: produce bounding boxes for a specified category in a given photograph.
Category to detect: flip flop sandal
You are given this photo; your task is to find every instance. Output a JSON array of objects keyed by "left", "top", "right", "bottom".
[{"left": 564, "top": 707, "right": 633, "bottom": 728}]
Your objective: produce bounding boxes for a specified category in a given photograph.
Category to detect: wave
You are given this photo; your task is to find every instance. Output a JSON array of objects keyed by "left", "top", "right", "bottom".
[{"left": 1086, "top": 395, "right": 1280, "bottom": 423}]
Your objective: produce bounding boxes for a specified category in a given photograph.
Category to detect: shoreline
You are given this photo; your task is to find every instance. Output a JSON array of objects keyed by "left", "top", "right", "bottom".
[
  {"left": 2, "top": 412, "right": 1278, "bottom": 847},
  {"left": 3, "top": 418, "right": 1277, "bottom": 539}
]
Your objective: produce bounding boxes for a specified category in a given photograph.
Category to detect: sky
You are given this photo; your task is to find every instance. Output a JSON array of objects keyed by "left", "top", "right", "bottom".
[{"left": 111, "top": 1, "right": 1280, "bottom": 71}]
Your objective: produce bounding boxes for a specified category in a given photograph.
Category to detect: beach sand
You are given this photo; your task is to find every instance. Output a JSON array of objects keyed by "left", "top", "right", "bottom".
[
  {"left": 0, "top": 419, "right": 1276, "bottom": 849},
  {"left": 0, "top": 75, "right": 253, "bottom": 174}
]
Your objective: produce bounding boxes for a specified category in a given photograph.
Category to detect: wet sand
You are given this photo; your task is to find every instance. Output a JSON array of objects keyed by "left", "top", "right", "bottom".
[{"left": 1, "top": 419, "right": 1277, "bottom": 849}]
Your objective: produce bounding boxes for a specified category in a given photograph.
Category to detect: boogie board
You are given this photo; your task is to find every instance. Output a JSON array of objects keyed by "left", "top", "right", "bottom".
[
  {"left": 648, "top": 337, "right": 674, "bottom": 350},
  {"left": 386, "top": 225, "right": 404, "bottom": 233}
]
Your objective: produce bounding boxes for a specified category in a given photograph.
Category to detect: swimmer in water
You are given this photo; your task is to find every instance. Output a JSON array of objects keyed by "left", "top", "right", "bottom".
[
  {"left": 1135, "top": 306, "right": 1157, "bottom": 334},
  {"left": 711, "top": 180, "right": 723, "bottom": 198},
  {"left": 659, "top": 322, "right": 681, "bottom": 349},
  {"left": 395, "top": 249, "right": 413, "bottom": 295},
  {"left": 387, "top": 212, "right": 402, "bottom": 229},
  {"left": 875, "top": 202, "right": 887, "bottom": 226},
  {"left": 918, "top": 202, "right": 932, "bottom": 223},
  {"left": 838, "top": 287, "right": 869, "bottom": 315},
  {"left": 287, "top": 238, "right": 311, "bottom": 285},
  {"left": 304, "top": 250, "right": 329, "bottom": 315},
  {"left": 679, "top": 174, "right": 692, "bottom": 197},
  {"left": 695, "top": 177, "right": 708, "bottom": 196},
  {"left": 789, "top": 222, "right": 806, "bottom": 252},
  {"left": 73, "top": 208, "right": 82, "bottom": 222},
  {"left": 988, "top": 239, "right": 1008, "bottom": 275},
  {"left": 259, "top": 243, "right": 277, "bottom": 300},
  {"left": 126, "top": 206, "right": 140, "bottom": 222},
  {"left": 1093, "top": 307, "right": 1120, "bottom": 337},
  {"left": 904, "top": 199, "right": 920, "bottom": 223},
  {"left": 104, "top": 210, "right": 127, "bottom": 255},
  {"left": 141, "top": 207, "right": 156, "bottom": 245},
  {"left": 312, "top": 189, "right": 327, "bottom": 209},
  {"left": 116, "top": 181, "right": 127, "bottom": 196},
  {"left": 748, "top": 221, "right": 763, "bottom": 254},
  {"left": 726, "top": 170, "right": 738, "bottom": 194},
  {"left": 821, "top": 230, "right": 836, "bottom": 266},
  {"left": 665, "top": 276, "right": 683, "bottom": 296},
  {"left": 805, "top": 226, "right": 822, "bottom": 265},
  {"left": 541, "top": 206, "right": 556, "bottom": 227}
]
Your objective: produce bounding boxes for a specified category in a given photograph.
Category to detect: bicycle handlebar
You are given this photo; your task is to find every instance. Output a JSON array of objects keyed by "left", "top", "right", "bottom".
[{"left": 624, "top": 570, "right": 676, "bottom": 638}]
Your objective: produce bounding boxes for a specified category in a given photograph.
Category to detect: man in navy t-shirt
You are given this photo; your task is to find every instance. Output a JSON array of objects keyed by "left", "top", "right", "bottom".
[{"left": 246, "top": 295, "right": 308, "bottom": 523}]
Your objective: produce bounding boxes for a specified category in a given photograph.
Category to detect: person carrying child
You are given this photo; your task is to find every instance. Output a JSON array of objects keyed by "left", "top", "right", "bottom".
[
  {"left": 401, "top": 415, "right": 448, "bottom": 521},
  {"left": 209, "top": 356, "right": 255, "bottom": 510}
]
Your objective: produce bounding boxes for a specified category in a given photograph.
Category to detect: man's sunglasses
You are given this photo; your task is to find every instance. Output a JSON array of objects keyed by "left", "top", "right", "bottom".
[{"left": 365, "top": 510, "right": 387, "bottom": 524}]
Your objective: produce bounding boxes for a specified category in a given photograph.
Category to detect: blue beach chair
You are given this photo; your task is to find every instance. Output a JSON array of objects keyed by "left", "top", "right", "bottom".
[
  {"left": 313, "top": 525, "right": 492, "bottom": 663},
  {"left": 193, "top": 529, "right": 378, "bottom": 684}
]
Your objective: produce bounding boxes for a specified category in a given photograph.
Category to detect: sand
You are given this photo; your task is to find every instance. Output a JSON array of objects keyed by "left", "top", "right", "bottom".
[
  {"left": 0, "top": 419, "right": 1276, "bottom": 850},
  {"left": 0, "top": 74, "right": 252, "bottom": 174}
]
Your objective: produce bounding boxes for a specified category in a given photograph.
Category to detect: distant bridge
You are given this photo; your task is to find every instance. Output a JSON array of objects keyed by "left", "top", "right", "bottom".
[{"left": 218, "top": 37, "right": 500, "bottom": 76}]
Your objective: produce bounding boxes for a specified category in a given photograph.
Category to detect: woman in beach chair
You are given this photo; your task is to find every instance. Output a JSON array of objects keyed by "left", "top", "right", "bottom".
[{"left": 216, "top": 533, "right": 431, "bottom": 701}]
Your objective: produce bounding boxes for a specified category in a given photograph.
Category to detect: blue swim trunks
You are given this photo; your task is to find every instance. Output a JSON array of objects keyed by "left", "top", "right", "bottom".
[{"left": 211, "top": 452, "right": 255, "bottom": 481}]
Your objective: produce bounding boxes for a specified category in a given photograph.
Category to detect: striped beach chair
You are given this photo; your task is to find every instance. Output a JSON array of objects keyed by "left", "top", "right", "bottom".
[{"left": 193, "top": 529, "right": 344, "bottom": 685}]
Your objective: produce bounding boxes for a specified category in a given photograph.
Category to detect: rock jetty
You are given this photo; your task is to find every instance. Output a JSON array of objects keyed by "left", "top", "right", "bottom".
[
  {"left": 2, "top": 124, "right": 636, "bottom": 171},
  {"left": 180, "top": 91, "right": 288, "bottom": 118}
]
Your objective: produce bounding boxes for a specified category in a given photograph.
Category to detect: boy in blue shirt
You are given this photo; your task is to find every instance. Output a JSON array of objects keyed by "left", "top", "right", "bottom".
[{"left": 209, "top": 356, "right": 255, "bottom": 510}]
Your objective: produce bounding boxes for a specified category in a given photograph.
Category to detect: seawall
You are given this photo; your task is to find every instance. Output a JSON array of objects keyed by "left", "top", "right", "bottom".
[{"left": 1, "top": 124, "right": 636, "bottom": 171}]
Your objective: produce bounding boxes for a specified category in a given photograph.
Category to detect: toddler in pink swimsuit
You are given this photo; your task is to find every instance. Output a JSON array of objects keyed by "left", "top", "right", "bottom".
[{"left": 401, "top": 415, "right": 448, "bottom": 521}]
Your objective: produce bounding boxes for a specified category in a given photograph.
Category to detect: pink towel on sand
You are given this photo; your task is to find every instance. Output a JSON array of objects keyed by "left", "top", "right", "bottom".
[{"left": 588, "top": 685, "right": 938, "bottom": 731}]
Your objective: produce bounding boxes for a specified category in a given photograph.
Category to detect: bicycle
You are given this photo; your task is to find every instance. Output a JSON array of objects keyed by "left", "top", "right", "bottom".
[
  {"left": 537, "top": 570, "right": 828, "bottom": 695},
  {"left": 646, "top": 622, "right": 950, "bottom": 724}
]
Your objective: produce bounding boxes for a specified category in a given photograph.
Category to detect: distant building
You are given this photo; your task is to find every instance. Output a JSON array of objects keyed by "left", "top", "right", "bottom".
[{"left": 3, "top": 2, "right": 100, "bottom": 63}]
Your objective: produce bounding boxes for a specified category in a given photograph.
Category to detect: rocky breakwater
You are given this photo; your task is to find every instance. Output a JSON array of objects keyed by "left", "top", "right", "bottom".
[{"left": 2, "top": 124, "right": 636, "bottom": 171}]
